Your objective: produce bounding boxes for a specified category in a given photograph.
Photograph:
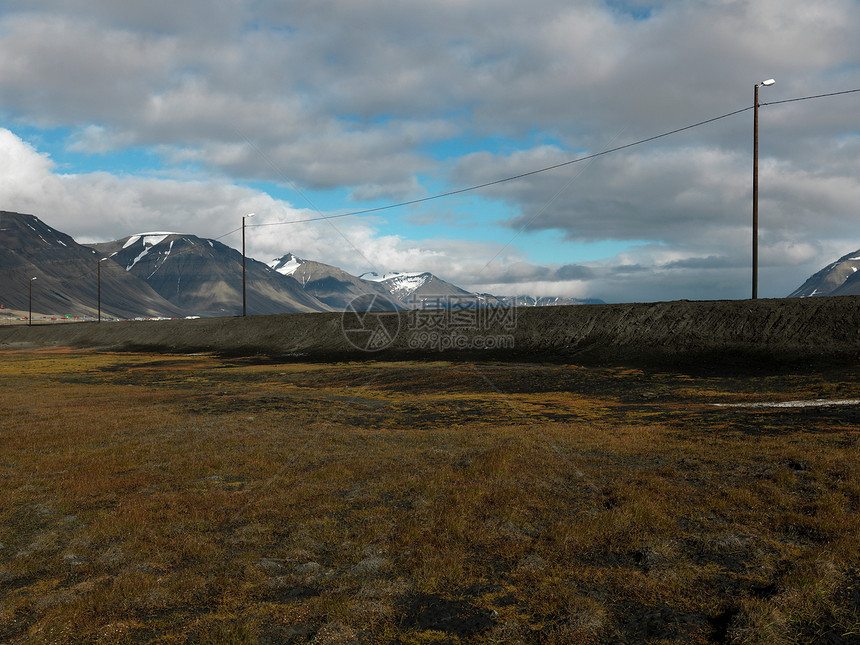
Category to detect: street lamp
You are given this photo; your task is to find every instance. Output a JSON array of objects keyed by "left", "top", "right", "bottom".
[
  {"left": 28, "top": 277, "right": 37, "bottom": 326},
  {"left": 242, "top": 212, "right": 255, "bottom": 316},
  {"left": 752, "top": 78, "right": 775, "bottom": 299},
  {"left": 98, "top": 257, "right": 108, "bottom": 323}
]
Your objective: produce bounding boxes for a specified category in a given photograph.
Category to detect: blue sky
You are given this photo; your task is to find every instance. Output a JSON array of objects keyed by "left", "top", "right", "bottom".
[{"left": 1, "top": 0, "right": 859, "bottom": 302}]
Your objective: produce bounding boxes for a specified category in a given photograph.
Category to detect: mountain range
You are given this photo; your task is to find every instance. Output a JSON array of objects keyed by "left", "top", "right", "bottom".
[
  {"left": 0, "top": 211, "right": 601, "bottom": 319},
  {"left": 9, "top": 210, "right": 860, "bottom": 320},
  {"left": 0, "top": 211, "right": 185, "bottom": 319},
  {"left": 268, "top": 253, "right": 402, "bottom": 310}
]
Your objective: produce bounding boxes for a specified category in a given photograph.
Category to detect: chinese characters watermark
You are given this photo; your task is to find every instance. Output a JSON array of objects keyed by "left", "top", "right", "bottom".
[{"left": 341, "top": 294, "right": 516, "bottom": 352}]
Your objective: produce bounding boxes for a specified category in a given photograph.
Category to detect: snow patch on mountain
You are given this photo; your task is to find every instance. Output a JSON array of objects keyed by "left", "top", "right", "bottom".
[
  {"left": 268, "top": 253, "right": 304, "bottom": 276},
  {"left": 123, "top": 232, "right": 177, "bottom": 250},
  {"left": 127, "top": 248, "right": 150, "bottom": 271},
  {"left": 360, "top": 270, "right": 424, "bottom": 283},
  {"left": 385, "top": 273, "right": 431, "bottom": 299},
  {"left": 147, "top": 240, "right": 175, "bottom": 278},
  {"left": 359, "top": 271, "right": 432, "bottom": 299},
  {"left": 123, "top": 234, "right": 180, "bottom": 270}
]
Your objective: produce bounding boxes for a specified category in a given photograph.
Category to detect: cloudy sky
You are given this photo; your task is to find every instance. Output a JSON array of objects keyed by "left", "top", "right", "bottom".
[{"left": 1, "top": 0, "right": 858, "bottom": 302}]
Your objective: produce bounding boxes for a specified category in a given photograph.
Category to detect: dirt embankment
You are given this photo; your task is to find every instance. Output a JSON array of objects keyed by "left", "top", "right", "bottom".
[{"left": 1, "top": 296, "right": 858, "bottom": 368}]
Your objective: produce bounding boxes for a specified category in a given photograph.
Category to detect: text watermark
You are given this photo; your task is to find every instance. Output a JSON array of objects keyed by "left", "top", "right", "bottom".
[{"left": 341, "top": 294, "right": 517, "bottom": 352}]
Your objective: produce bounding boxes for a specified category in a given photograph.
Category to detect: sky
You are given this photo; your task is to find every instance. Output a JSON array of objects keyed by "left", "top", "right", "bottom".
[{"left": 1, "top": 0, "right": 859, "bottom": 303}]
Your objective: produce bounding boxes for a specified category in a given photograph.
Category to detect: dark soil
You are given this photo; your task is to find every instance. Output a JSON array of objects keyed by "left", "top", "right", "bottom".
[
  {"left": 399, "top": 594, "right": 496, "bottom": 637},
  {"left": 2, "top": 296, "right": 860, "bottom": 369}
]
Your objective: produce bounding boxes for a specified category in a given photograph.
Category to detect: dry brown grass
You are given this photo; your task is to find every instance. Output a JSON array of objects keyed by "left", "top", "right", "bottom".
[{"left": 0, "top": 350, "right": 858, "bottom": 643}]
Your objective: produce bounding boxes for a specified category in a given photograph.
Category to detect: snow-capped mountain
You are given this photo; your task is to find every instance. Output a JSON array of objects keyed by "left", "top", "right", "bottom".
[
  {"left": 90, "top": 234, "right": 330, "bottom": 316},
  {"left": 789, "top": 248, "right": 860, "bottom": 297},
  {"left": 272, "top": 260, "right": 606, "bottom": 311},
  {"left": 356, "top": 272, "right": 606, "bottom": 308},
  {"left": 359, "top": 271, "right": 474, "bottom": 306},
  {"left": 269, "top": 254, "right": 403, "bottom": 310}
]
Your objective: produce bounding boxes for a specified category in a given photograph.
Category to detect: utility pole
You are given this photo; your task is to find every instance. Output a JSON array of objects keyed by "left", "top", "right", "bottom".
[
  {"left": 28, "top": 277, "right": 36, "bottom": 326},
  {"left": 752, "top": 78, "right": 775, "bottom": 299},
  {"left": 242, "top": 213, "right": 255, "bottom": 316},
  {"left": 98, "top": 258, "right": 108, "bottom": 322}
]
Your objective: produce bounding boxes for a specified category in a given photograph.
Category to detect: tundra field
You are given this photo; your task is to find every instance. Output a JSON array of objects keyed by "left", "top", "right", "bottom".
[{"left": 0, "top": 347, "right": 858, "bottom": 644}]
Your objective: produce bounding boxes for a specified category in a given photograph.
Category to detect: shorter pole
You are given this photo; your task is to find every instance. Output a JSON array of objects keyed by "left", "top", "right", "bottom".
[
  {"left": 752, "top": 83, "right": 759, "bottom": 300},
  {"left": 28, "top": 277, "right": 36, "bottom": 325},
  {"left": 242, "top": 217, "right": 247, "bottom": 316}
]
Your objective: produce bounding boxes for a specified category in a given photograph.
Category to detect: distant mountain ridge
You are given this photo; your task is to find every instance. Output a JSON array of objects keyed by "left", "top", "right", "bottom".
[
  {"left": 359, "top": 270, "right": 474, "bottom": 306},
  {"left": 268, "top": 254, "right": 402, "bottom": 310},
  {"left": 789, "top": 248, "right": 860, "bottom": 297},
  {"left": 0, "top": 211, "right": 603, "bottom": 319},
  {"left": 280, "top": 261, "right": 604, "bottom": 309}
]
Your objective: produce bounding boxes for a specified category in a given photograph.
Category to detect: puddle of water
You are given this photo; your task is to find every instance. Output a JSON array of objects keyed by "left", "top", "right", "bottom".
[{"left": 714, "top": 399, "right": 860, "bottom": 409}]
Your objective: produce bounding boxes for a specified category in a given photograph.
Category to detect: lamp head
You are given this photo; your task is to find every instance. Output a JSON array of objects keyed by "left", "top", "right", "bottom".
[
  {"left": 31, "top": 277, "right": 37, "bottom": 281},
  {"left": 760, "top": 78, "right": 775, "bottom": 86},
  {"left": 246, "top": 212, "right": 255, "bottom": 219}
]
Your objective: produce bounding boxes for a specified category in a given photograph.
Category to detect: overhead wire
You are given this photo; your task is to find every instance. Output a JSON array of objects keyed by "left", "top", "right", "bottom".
[
  {"left": 248, "top": 87, "right": 860, "bottom": 229},
  {"left": 249, "top": 105, "right": 756, "bottom": 228},
  {"left": 761, "top": 87, "right": 860, "bottom": 106}
]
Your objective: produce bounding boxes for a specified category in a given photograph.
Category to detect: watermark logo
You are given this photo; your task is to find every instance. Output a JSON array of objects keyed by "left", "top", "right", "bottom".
[
  {"left": 406, "top": 295, "right": 516, "bottom": 351},
  {"left": 341, "top": 293, "right": 517, "bottom": 352},
  {"left": 340, "top": 294, "right": 402, "bottom": 351}
]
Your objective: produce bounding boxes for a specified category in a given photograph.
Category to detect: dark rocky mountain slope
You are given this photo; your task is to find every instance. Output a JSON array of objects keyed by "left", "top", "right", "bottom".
[{"left": 0, "top": 211, "right": 185, "bottom": 319}]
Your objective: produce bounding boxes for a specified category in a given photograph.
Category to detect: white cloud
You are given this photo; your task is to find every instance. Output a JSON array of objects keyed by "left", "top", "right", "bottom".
[
  {"left": 0, "top": 129, "right": 516, "bottom": 292},
  {"left": 0, "top": 128, "right": 283, "bottom": 243},
  {"left": 0, "top": 129, "right": 61, "bottom": 208}
]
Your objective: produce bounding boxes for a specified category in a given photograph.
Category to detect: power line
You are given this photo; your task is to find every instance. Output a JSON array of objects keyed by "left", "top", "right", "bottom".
[
  {"left": 247, "top": 86, "right": 859, "bottom": 230},
  {"left": 762, "top": 87, "right": 860, "bottom": 106},
  {"left": 251, "top": 105, "right": 756, "bottom": 228}
]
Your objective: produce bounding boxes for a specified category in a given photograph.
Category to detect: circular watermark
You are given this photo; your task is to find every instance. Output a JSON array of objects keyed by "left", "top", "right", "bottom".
[{"left": 341, "top": 294, "right": 402, "bottom": 352}]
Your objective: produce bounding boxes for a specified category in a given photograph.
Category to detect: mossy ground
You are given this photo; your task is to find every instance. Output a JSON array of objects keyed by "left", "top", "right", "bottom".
[{"left": 0, "top": 350, "right": 858, "bottom": 643}]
